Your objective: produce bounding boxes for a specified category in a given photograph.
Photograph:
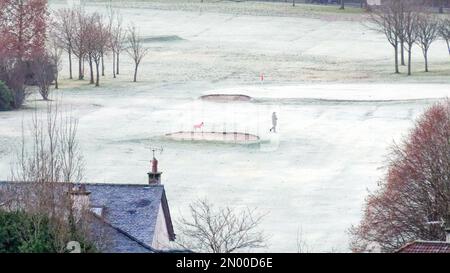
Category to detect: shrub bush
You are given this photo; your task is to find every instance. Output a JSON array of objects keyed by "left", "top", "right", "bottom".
[
  {"left": 0, "top": 210, "right": 97, "bottom": 253},
  {"left": 0, "top": 81, "right": 13, "bottom": 111}
]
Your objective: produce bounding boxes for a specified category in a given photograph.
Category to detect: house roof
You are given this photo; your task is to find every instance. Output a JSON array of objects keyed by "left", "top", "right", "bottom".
[
  {"left": 89, "top": 213, "right": 156, "bottom": 253},
  {"left": 0, "top": 181, "right": 176, "bottom": 252},
  {"left": 84, "top": 183, "right": 176, "bottom": 245},
  {"left": 396, "top": 241, "right": 450, "bottom": 253}
]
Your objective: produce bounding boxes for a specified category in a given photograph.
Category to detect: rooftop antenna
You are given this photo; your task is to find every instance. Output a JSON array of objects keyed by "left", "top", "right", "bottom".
[{"left": 148, "top": 146, "right": 164, "bottom": 160}]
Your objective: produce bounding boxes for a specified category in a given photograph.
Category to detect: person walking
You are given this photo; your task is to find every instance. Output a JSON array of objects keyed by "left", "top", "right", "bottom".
[{"left": 269, "top": 112, "right": 278, "bottom": 133}]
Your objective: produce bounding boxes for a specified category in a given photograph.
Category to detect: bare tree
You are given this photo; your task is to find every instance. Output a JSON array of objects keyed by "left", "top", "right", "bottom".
[
  {"left": 104, "top": 2, "right": 117, "bottom": 78},
  {"left": 399, "top": 4, "right": 406, "bottom": 66},
  {"left": 53, "top": 9, "right": 75, "bottom": 80},
  {"left": 350, "top": 100, "right": 450, "bottom": 252},
  {"left": 361, "top": 0, "right": 367, "bottom": 9},
  {"left": 296, "top": 227, "right": 310, "bottom": 253},
  {"left": 116, "top": 32, "right": 124, "bottom": 76},
  {"left": 48, "top": 28, "right": 63, "bottom": 89},
  {"left": 11, "top": 102, "right": 85, "bottom": 184},
  {"left": 176, "top": 199, "right": 267, "bottom": 253},
  {"left": 30, "top": 54, "right": 56, "bottom": 100},
  {"left": 401, "top": 3, "right": 419, "bottom": 76},
  {"left": 439, "top": 18, "right": 450, "bottom": 56},
  {"left": 89, "top": 15, "right": 110, "bottom": 87},
  {"left": 109, "top": 15, "right": 124, "bottom": 79},
  {"left": 415, "top": 12, "right": 439, "bottom": 72},
  {"left": 369, "top": 1, "right": 402, "bottom": 74},
  {"left": 438, "top": 0, "right": 445, "bottom": 14},
  {"left": 84, "top": 13, "right": 99, "bottom": 85},
  {"left": 107, "top": 9, "right": 125, "bottom": 77},
  {"left": 108, "top": 11, "right": 123, "bottom": 79},
  {"left": 72, "top": 8, "right": 88, "bottom": 80},
  {"left": 3, "top": 101, "right": 94, "bottom": 252},
  {"left": 126, "top": 25, "right": 149, "bottom": 82}
]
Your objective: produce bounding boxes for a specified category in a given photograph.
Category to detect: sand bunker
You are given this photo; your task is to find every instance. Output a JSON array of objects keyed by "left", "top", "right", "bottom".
[
  {"left": 141, "top": 35, "right": 184, "bottom": 43},
  {"left": 200, "top": 94, "right": 252, "bottom": 102},
  {"left": 164, "top": 131, "right": 260, "bottom": 144}
]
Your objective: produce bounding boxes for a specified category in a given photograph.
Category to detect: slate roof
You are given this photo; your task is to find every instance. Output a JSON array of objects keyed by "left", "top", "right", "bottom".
[
  {"left": 90, "top": 214, "right": 155, "bottom": 253},
  {"left": 0, "top": 181, "right": 175, "bottom": 253},
  {"left": 85, "top": 183, "right": 175, "bottom": 246},
  {"left": 396, "top": 241, "right": 450, "bottom": 253}
]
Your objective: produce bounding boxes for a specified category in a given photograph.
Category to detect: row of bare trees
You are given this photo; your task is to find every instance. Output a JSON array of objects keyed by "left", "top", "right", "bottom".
[
  {"left": 0, "top": 1, "right": 149, "bottom": 108},
  {"left": 52, "top": 6, "right": 148, "bottom": 89},
  {"left": 371, "top": 0, "right": 450, "bottom": 76}
]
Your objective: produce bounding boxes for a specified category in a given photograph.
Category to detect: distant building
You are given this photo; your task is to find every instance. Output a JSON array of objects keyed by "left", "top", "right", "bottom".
[
  {"left": 0, "top": 157, "right": 178, "bottom": 253},
  {"left": 396, "top": 241, "right": 450, "bottom": 253},
  {"left": 366, "top": 0, "right": 384, "bottom": 5},
  {"left": 396, "top": 217, "right": 450, "bottom": 253},
  {"left": 367, "top": 0, "right": 450, "bottom": 8}
]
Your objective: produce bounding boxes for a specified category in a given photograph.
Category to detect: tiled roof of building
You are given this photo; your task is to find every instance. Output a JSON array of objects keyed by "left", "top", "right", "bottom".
[
  {"left": 90, "top": 214, "right": 155, "bottom": 253},
  {"left": 0, "top": 181, "right": 175, "bottom": 252},
  {"left": 85, "top": 183, "right": 175, "bottom": 246},
  {"left": 396, "top": 241, "right": 450, "bottom": 253}
]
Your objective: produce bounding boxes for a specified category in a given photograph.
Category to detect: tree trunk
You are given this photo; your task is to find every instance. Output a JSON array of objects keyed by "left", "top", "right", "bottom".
[
  {"left": 95, "top": 62, "right": 100, "bottom": 87},
  {"left": 446, "top": 39, "right": 450, "bottom": 55},
  {"left": 424, "top": 50, "right": 429, "bottom": 72},
  {"left": 41, "top": 86, "right": 49, "bottom": 100},
  {"left": 340, "top": 0, "right": 345, "bottom": 10},
  {"left": 89, "top": 55, "right": 94, "bottom": 84},
  {"left": 116, "top": 53, "right": 120, "bottom": 75},
  {"left": 82, "top": 57, "right": 85, "bottom": 78},
  {"left": 407, "top": 46, "right": 412, "bottom": 76},
  {"left": 68, "top": 48, "right": 73, "bottom": 80},
  {"left": 133, "top": 63, "right": 138, "bottom": 82},
  {"left": 112, "top": 51, "right": 116, "bottom": 78},
  {"left": 101, "top": 52, "right": 105, "bottom": 76},
  {"left": 292, "top": 0, "right": 295, "bottom": 7},
  {"left": 78, "top": 57, "right": 83, "bottom": 80},
  {"left": 394, "top": 43, "right": 399, "bottom": 74},
  {"left": 400, "top": 39, "right": 405, "bottom": 66},
  {"left": 55, "top": 72, "right": 59, "bottom": 89}
]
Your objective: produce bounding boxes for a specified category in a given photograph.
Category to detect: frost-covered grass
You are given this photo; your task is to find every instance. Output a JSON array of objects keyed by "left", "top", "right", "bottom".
[
  {"left": 2, "top": 82, "right": 446, "bottom": 253},
  {"left": 2, "top": 1, "right": 450, "bottom": 252}
]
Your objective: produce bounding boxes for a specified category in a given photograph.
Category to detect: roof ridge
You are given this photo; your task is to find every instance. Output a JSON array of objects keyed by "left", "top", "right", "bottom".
[
  {"left": 86, "top": 182, "right": 164, "bottom": 187},
  {"left": 0, "top": 181, "right": 164, "bottom": 187},
  {"left": 414, "top": 240, "right": 450, "bottom": 244}
]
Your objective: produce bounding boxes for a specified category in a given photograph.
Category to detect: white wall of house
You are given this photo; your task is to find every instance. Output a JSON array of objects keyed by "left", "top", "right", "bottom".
[
  {"left": 367, "top": 0, "right": 381, "bottom": 5},
  {"left": 151, "top": 203, "right": 170, "bottom": 250}
]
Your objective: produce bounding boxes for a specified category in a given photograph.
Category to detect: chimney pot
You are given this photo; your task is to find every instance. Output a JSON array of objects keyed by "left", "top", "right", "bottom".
[
  {"left": 152, "top": 157, "right": 158, "bottom": 173},
  {"left": 148, "top": 157, "right": 162, "bottom": 185}
]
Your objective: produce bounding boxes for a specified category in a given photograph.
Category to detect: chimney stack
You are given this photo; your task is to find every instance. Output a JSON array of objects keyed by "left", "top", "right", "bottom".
[
  {"left": 148, "top": 156, "right": 162, "bottom": 185},
  {"left": 70, "top": 184, "right": 91, "bottom": 220}
]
